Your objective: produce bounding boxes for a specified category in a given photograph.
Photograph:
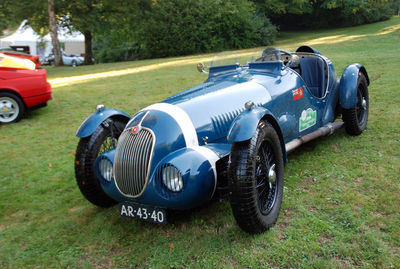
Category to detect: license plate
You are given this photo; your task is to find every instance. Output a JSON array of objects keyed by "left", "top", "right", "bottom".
[{"left": 119, "top": 203, "right": 166, "bottom": 224}]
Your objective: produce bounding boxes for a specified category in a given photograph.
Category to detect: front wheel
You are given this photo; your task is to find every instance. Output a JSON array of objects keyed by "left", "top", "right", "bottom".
[
  {"left": 228, "top": 121, "right": 284, "bottom": 234},
  {"left": 342, "top": 73, "right": 369, "bottom": 135},
  {"left": 75, "top": 118, "right": 126, "bottom": 207}
]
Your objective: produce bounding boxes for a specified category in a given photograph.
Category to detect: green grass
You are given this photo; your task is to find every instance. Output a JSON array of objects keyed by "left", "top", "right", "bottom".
[{"left": 1, "top": 17, "right": 400, "bottom": 268}]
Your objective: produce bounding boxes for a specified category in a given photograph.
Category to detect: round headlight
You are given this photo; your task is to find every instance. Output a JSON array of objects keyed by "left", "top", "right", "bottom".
[
  {"left": 162, "top": 165, "right": 183, "bottom": 192},
  {"left": 99, "top": 158, "right": 113, "bottom": 182}
]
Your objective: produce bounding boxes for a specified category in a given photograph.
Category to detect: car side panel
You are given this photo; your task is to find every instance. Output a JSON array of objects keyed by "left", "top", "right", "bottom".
[
  {"left": 0, "top": 69, "right": 52, "bottom": 107},
  {"left": 254, "top": 70, "right": 324, "bottom": 143}
]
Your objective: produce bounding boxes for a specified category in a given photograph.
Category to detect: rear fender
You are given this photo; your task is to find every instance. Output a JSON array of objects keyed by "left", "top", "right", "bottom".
[
  {"left": 227, "top": 107, "right": 287, "bottom": 163},
  {"left": 339, "top": 64, "right": 369, "bottom": 109},
  {"left": 76, "top": 108, "right": 130, "bottom": 138}
]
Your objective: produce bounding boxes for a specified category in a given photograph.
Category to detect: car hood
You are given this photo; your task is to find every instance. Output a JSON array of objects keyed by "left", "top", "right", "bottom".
[{"left": 150, "top": 72, "right": 276, "bottom": 143}]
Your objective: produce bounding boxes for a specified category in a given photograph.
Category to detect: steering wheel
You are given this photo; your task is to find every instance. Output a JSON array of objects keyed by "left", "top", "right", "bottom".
[
  {"left": 277, "top": 49, "right": 293, "bottom": 70},
  {"left": 256, "top": 48, "right": 293, "bottom": 70}
]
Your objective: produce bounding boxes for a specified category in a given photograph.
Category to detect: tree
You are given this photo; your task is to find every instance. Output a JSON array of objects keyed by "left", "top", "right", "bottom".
[
  {"left": 253, "top": 0, "right": 397, "bottom": 29},
  {"left": 60, "top": 0, "right": 108, "bottom": 65},
  {"left": 137, "top": 0, "right": 277, "bottom": 58},
  {"left": 0, "top": 0, "right": 13, "bottom": 31},
  {"left": 48, "top": 0, "right": 63, "bottom": 66},
  {"left": 0, "top": 0, "right": 64, "bottom": 66}
]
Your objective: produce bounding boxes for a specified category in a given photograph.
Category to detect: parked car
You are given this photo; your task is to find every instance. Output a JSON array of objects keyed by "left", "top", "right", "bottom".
[
  {"left": 74, "top": 46, "right": 369, "bottom": 233},
  {"left": 44, "top": 53, "right": 84, "bottom": 67},
  {"left": 0, "top": 47, "right": 41, "bottom": 68},
  {"left": 0, "top": 53, "right": 52, "bottom": 123}
]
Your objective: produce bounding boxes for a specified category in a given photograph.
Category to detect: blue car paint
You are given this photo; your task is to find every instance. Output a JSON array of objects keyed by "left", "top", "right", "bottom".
[
  {"left": 296, "top": 45, "right": 321, "bottom": 54},
  {"left": 94, "top": 150, "right": 128, "bottom": 202},
  {"left": 203, "top": 143, "right": 232, "bottom": 158},
  {"left": 76, "top": 108, "right": 130, "bottom": 138},
  {"left": 339, "top": 63, "right": 369, "bottom": 109},
  {"left": 227, "top": 106, "right": 273, "bottom": 142},
  {"left": 164, "top": 73, "right": 273, "bottom": 144},
  {"left": 79, "top": 46, "right": 369, "bottom": 211},
  {"left": 96, "top": 147, "right": 216, "bottom": 210},
  {"left": 125, "top": 110, "right": 187, "bottom": 174}
]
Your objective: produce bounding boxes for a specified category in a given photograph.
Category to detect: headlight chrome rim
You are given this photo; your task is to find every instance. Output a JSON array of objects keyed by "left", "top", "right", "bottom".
[
  {"left": 162, "top": 165, "right": 183, "bottom": 192},
  {"left": 99, "top": 157, "right": 113, "bottom": 182}
]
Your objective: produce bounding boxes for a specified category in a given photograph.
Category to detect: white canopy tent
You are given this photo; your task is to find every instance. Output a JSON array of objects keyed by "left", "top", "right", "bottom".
[{"left": 0, "top": 21, "right": 85, "bottom": 59}]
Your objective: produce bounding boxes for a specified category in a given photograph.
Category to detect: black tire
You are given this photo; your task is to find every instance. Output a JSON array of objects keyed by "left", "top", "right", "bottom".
[
  {"left": 0, "top": 92, "right": 25, "bottom": 124},
  {"left": 75, "top": 118, "right": 126, "bottom": 207},
  {"left": 228, "top": 121, "right": 284, "bottom": 234},
  {"left": 342, "top": 73, "right": 369, "bottom": 135}
]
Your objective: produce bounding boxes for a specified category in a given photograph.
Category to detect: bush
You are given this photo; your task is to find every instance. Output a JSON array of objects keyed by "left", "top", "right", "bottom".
[
  {"left": 255, "top": 0, "right": 398, "bottom": 29},
  {"left": 93, "top": 30, "right": 140, "bottom": 63},
  {"left": 137, "top": 0, "right": 277, "bottom": 58}
]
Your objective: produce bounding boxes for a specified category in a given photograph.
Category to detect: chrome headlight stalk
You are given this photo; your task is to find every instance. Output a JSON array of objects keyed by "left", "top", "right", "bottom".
[{"left": 162, "top": 165, "right": 183, "bottom": 192}]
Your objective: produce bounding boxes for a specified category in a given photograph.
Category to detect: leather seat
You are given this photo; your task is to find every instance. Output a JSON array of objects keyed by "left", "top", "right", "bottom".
[{"left": 299, "top": 57, "right": 326, "bottom": 98}]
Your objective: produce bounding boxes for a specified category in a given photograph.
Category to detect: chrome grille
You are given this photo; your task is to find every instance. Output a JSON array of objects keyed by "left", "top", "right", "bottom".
[{"left": 113, "top": 127, "right": 154, "bottom": 197}]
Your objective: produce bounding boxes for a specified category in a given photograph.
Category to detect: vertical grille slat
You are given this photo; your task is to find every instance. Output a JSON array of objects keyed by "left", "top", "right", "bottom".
[
  {"left": 131, "top": 130, "right": 143, "bottom": 195},
  {"left": 113, "top": 128, "right": 155, "bottom": 197},
  {"left": 139, "top": 131, "right": 150, "bottom": 192}
]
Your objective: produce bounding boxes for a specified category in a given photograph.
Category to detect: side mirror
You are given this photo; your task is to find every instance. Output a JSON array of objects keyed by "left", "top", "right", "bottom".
[{"left": 196, "top": 62, "right": 208, "bottom": 74}]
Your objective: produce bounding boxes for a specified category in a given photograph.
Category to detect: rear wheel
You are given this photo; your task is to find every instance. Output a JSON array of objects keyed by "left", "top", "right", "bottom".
[
  {"left": 75, "top": 118, "right": 126, "bottom": 207},
  {"left": 342, "top": 73, "right": 369, "bottom": 135},
  {"left": 228, "top": 121, "right": 284, "bottom": 234},
  {"left": 0, "top": 92, "right": 25, "bottom": 123}
]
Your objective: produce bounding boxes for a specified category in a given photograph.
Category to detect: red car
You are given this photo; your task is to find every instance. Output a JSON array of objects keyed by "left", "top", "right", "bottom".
[
  {"left": 1, "top": 52, "right": 41, "bottom": 69},
  {"left": 0, "top": 47, "right": 41, "bottom": 69},
  {"left": 0, "top": 54, "right": 52, "bottom": 123}
]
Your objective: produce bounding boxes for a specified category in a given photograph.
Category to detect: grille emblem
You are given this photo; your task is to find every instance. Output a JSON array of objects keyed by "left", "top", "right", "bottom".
[{"left": 131, "top": 126, "right": 139, "bottom": 134}]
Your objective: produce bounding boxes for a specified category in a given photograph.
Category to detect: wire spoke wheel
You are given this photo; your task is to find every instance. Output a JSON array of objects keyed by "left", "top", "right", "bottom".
[
  {"left": 229, "top": 121, "right": 284, "bottom": 234},
  {"left": 356, "top": 84, "right": 368, "bottom": 127},
  {"left": 75, "top": 118, "right": 127, "bottom": 207},
  {"left": 342, "top": 73, "right": 369, "bottom": 136},
  {"left": 256, "top": 142, "right": 278, "bottom": 215},
  {"left": 98, "top": 136, "right": 117, "bottom": 156}
]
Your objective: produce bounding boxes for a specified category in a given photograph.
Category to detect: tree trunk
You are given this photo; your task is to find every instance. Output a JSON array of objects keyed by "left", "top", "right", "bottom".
[
  {"left": 48, "top": 0, "right": 63, "bottom": 66},
  {"left": 84, "top": 31, "right": 93, "bottom": 65}
]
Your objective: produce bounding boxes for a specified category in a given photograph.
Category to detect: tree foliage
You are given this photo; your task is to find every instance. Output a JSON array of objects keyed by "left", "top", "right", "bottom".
[
  {"left": 59, "top": 0, "right": 109, "bottom": 64},
  {"left": 91, "top": 0, "right": 148, "bottom": 63},
  {"left": 1, "top": 0, "right": 398, "bottom": 62},
  {"left": 0, "top": 0, "right": 48, "bottom": 34},
  {"left": 135, "top": 0, "right": 277, "bottom": 58},
  {"left": 254, "top": 0, "right": 398, "bottom": 29}
]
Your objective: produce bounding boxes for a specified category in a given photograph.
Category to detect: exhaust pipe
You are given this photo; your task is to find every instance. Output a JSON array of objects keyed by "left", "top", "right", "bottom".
[{"left": 285, "top": 121, "right": 344, "bottom": 153}]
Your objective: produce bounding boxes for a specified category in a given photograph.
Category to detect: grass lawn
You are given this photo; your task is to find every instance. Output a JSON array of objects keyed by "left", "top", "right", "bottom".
[{"left": 1, "top": 17, "right": 400, "bottom": 268}]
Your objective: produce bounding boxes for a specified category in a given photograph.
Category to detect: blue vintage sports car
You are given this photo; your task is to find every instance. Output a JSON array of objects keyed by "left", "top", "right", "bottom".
[{"left": 75, "top": 46, "right": 369, "bottom": 233}]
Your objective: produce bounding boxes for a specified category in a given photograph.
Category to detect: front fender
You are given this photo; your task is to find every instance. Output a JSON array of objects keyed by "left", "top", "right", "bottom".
[
  {"left": 227, "top": 107, "right": 277, "bottom": 142},
  {"left": 339, "top": 64, "right": 369, "bottom": 109},
  {"left": 227, "top": 107, "right": 287, "bottom": 163},
  {"left": 76, "top": 108, "right": 130, "bottom": 138}
]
